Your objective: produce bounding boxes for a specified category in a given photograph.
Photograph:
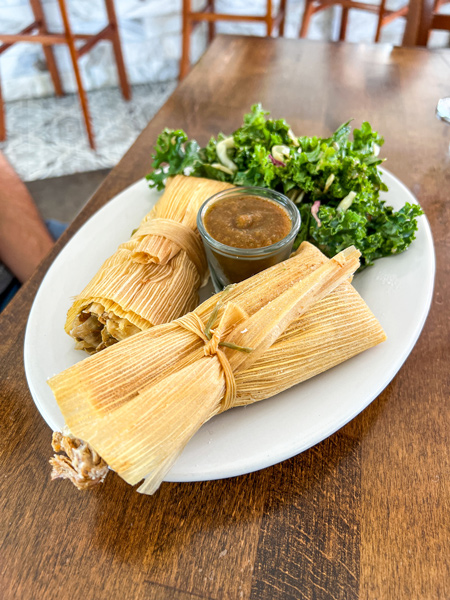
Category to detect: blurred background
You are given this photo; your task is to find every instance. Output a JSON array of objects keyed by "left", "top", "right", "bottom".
[{"left": 1, "top": 0, "right": 449, "bottom": 222}]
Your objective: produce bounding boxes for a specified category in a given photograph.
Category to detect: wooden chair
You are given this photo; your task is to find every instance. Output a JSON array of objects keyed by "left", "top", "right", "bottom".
[
  {"left": 180, "top": 0, "right": 288, "bottom": 79},
  {"left": 299, "top": 0, "right": 409, "bottom": 42},
  {"left": 403, "top": 0, "right": 450, "bottom": 45},
  {"left": 0, "top": 0, "right": 131, "bottom": 149}
]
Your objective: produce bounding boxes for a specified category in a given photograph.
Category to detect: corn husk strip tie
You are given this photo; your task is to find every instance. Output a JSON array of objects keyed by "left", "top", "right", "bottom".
[
  {"left": 177, "top": 300, "right": 249, "bottom": 412},
  {"left": 130, "top": 218, "right": 207, "bottom": 277}
]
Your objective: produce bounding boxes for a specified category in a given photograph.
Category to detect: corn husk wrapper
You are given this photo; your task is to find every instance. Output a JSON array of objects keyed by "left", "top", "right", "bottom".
[
  {"left": 66, "top": 175, "right": 234, "bottom": 353},
  {"left": 49, "top": 243, "right": 386, "bottom": 494}
]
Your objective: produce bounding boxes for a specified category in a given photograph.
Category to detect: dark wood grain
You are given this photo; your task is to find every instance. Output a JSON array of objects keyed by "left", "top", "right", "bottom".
[
  {"left": 0, "top": 37, "right": 449, "bottom": 600},
  {"left": 250, "top": 435, "right": 361, "bottom": 600}
]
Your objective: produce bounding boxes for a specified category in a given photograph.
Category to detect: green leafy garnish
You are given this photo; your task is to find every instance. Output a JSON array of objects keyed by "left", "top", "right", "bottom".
[{"left": 146, "top": 104, "right": 423, "bottom": 268}]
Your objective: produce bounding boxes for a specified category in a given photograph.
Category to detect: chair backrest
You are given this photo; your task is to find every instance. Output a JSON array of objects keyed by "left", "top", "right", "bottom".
[{"left": 403, "top": 0, "right": 450, "bottom": 45}]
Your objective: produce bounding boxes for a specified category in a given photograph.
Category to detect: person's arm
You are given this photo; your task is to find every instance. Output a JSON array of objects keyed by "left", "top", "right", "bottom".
[{"left": 0, "top": 152, "right": 53, "bottom": 283}]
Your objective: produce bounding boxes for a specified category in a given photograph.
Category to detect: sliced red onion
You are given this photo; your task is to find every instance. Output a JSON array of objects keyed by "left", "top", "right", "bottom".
[
  {"left": 269, "top": 154, "right": 286, "bottom": 168},
  {"left": 311, "top": 200, "right": 322, "bottom": 227}
]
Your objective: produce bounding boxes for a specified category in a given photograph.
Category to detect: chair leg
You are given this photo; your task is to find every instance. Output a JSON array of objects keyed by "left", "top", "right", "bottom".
[
  {"left": 279, "top": 0, "right": 288, "bottom": 36},
  {"left": 57, "top": 0, "right": 95, "bottom": 149},
  {"left": 29, "top": 0, "right": 64, "bottom": 96},
  {"left": 104, "top": 0, "right": 131, "bottom": 100},
  {"left": 266, "top": 0, "right": 274, "bottom": 35},
  {"left": 180, "top": 0, "right": 192, "bottom": 80},
  {"left": 0, "top": 78, "right": 5, "bottom": 141},
  {"left": 339, "top": 6, "right": 349, "bottom": 41},
  {"left": 299, "top": 0, "right": 315, "bottom": 37},
  {"left": 207, "top": 0, "right": 215, "bottom": 43},
  {"left": 374, "top": 0, "right": 387, "bottom": 42}
]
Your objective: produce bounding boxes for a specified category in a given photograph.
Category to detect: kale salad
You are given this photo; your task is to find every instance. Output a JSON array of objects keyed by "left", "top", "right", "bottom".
[{"left": 147, "top": 104, "right": 422, "bottom": 269}]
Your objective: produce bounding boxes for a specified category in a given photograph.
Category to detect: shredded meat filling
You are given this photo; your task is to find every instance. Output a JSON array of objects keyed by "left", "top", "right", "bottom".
[
  {"left": 50, "top": 430, "right": 109, "bottom": 490},
  {"left": 69, "top": 302, "right": 140, "bottom": 353}
]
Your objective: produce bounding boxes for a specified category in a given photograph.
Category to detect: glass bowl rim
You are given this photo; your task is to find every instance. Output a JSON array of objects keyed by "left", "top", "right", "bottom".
[{"left": 197, "top": 186, "right": 301, "bottom": 257}]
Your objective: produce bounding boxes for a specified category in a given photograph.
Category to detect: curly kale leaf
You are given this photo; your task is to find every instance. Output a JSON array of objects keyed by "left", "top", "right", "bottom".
[
  {"left": 299, "top": 201, "right": 423, "bottom": 268},
  {"left": 146, "top": 129, "right": 204, "bottom": 190}
]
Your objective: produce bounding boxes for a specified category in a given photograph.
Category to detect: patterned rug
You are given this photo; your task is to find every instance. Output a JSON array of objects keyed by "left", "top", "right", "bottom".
[{"left": 0, "top": 81, "right": 177, "bottom": 181}]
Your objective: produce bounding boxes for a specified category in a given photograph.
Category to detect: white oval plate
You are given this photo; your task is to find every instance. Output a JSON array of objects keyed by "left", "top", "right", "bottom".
[{"left": 24, "top": 169, "right": 435, "bottom": 482}]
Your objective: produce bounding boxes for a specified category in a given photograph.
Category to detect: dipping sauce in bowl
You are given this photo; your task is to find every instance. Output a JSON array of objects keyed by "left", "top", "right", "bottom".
[
  {"left": 197, "top": 187, "right": 301, "bottom": 291},
  {"left": 203, "top": 194, "right": 292, "bottom": 249}
]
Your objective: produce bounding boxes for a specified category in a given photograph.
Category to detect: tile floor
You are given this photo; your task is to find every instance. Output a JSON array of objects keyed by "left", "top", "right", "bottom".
[{"left": 25, "top": 169, "right": 111, "bottom": 223}]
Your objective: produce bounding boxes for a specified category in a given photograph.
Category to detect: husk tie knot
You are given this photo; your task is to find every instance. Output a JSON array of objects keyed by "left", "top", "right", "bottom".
[
  {"left": 129, "top": 218, "right": 207, "bottom": 278},
  {"left": 176, "top": 295, "right": 250, "bottom": 411}
]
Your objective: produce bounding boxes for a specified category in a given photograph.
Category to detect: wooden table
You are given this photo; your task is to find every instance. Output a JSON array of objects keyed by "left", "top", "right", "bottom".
[{"left": 1, "top": 37, "right": 449, "bottom": 599}]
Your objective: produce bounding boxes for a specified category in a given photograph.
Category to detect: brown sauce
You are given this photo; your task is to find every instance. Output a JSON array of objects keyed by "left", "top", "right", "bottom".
[{"left": 203, "top": 195, "right": 292, "bottom": 249}]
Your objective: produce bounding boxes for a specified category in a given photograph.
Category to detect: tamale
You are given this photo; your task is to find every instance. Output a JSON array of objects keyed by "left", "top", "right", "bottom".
[
  {"left": 66, "top": 175, "right": 234, "bottom": 353},
  {"left": 49, "top": 243, "right": 386, "bottom": 494}
]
